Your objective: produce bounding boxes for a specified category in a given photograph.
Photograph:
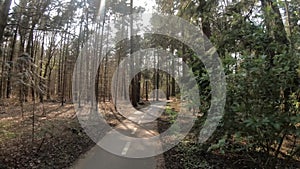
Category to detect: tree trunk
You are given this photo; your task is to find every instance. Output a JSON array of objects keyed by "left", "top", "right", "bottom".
[
  {"left": 6, "top": 24, "right": 18, "bottom": 98},
  {"left": 43, "top": 32, "right": 56, "bottom": 100},
  {"left": 39, "top": 33, "right": 45, "bottom": 102},
  {"left": 0, "top": 42, "right": 8, "bottom": 98},
  {"left": 0, "top": 0, "right": 12, "bottom": 44},
  {"left": 129, "top": 0, "right": 138, "bottom": 107}
]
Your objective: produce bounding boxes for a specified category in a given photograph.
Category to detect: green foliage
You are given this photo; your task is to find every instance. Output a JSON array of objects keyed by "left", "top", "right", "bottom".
[
  {"left": 176, "top": 142, "right": 209, "bottom": 169},
  {"left": 223, "top": 50, "right": 300, "bottom": 162},
  {"left": 165, "top": 106, "right": 177, "bottom": 124},
  {"left": 207, "top": 137, "right": 227, "bottom": 154}
]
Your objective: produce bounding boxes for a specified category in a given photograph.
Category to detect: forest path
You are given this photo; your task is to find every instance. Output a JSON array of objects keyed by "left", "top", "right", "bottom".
[{"left": 70, "top": 101, "right": 166, "bottom": 169}]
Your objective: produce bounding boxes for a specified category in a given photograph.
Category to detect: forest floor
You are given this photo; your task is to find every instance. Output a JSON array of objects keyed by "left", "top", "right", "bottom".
[
  {"left": 0, "top": 98, "right": 165, "bottom": 169},
  {"left": 0, "top": 98, "right": 299, "bottom": 169},
  {"left": 0, "top": 98, "right": 97, "bottom": 169}
]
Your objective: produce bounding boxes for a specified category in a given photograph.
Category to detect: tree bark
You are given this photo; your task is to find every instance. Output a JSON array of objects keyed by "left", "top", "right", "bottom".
[
  {"left": 6, "top": 24, "right": 18, "bottom": 98},
  {"left": 129, "top": 0, "right": 137, "bottom": 107},
  {"left": 0, "top": 0, "right": 12, "bottom": 44}
]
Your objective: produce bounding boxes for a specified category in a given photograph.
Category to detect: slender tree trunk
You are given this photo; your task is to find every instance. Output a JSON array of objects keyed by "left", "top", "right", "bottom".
[
  {"left": 145, "top": 80, "right": 149, "bottom": 101},
  {"left": 6, "top": 24, "right": 18, "bottom": 98},
  {"left": 167, "top": 60, "right": 170, "bottom": 100},
  {"left": 39, "top": 33, "right": 45, "bottom": 102},
  {"left": 26, "top": 23, "right": 36, "bottom": 101},
  {"left": 171, "top": 47, "right": 176, "bottom": 97},
  {"left": 155, "top": 52, "right": 160, "bottom": 101},
  {"left": 62, "top": 26, "right": 70, "bottom": 106},
  {"left": 103, "top": 17, "right": 111, "bottom": 103},
  {"left": 114, "top": 41, "right": 121, "bottom": 109},
  {"left": 129, "top": 0, "right": 138, "bottom": 106},
  {"left": 0, "top": 0, "right": 12, "bottom": 44},
  {"left": 77, "top": 16, "right": 84, "bottom": 107},
  {"left": 0, "top": 42, "right": 8, "bottom": 98},
  {"left": 103, "top": 54, "right": 108, "bottom": 102},
  {"left": 57, "top": 33, "right": 64, "bottom": 102},
  {"left": 43, "top": 32, "right": 56, "bottom": 100}
]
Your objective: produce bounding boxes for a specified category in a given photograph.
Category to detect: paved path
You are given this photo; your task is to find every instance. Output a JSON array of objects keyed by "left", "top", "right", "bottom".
[{"left": 71, "top": 101, "right": 166, "bottom": 169}]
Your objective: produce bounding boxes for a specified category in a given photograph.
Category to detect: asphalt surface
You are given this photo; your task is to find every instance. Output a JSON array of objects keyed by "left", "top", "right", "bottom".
[{"left": 71, "top": 101, "right": 166, "bottom": 169}]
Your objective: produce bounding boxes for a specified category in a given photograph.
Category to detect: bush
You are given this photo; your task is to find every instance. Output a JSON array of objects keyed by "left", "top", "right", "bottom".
[{"left": 221, "top": 52, "right": 300, "bottom": 167}]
